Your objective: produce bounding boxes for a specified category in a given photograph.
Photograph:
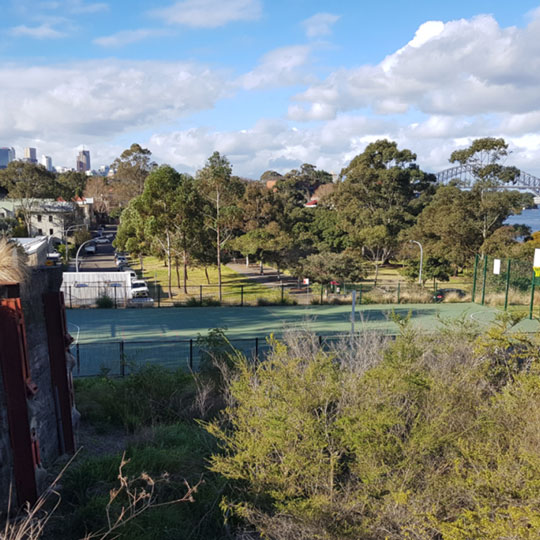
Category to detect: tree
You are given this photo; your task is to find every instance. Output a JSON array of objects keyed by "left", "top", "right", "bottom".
[
  {"left": 138, "top": 166, "right": 184, "bottom": 298},
  {"left": 299, "top": 250, "right": 365, "bottom": 284},
  {"left": 0, "top": 161, "right": 58, "bottom": 232},
  {"left": 197, "top": 152, "right": 244, "bottom": 302},
  {"left": 56, "top": 170, "right": 87, "bottom": 200},
  {"left": 333, "top": 140, "right": 436, "bottom": 283},
  {"left": 232, "top": 222, "right": 292, "bottom": 276},
  {"left": 115, "top": 197, "right": 149, "bottom": 272},
  {"left": 111, "top": 143, "right": 157, "bottom": 204}
]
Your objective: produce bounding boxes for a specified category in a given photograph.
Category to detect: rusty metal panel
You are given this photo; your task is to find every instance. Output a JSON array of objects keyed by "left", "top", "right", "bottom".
[
  {"left": 0, "top": 298, "right": 38, "bottom": 506},
  {"left": 43, "top": 292, "right": 76, "bottom": 455}
]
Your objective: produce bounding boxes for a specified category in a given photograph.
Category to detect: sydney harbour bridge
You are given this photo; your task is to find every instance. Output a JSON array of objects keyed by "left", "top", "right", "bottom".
[{"left": 434, "top": 164, "right": 540, "bottom": 198}]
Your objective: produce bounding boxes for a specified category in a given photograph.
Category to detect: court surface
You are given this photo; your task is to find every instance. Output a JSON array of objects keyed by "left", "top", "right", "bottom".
[{"left": 67, "top": 302, "right": 540, "bottom": 344}]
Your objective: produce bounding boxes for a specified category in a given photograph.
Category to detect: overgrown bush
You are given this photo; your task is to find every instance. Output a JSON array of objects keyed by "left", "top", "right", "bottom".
[
  {"left": 205, "top": 318, "right": 540, "bottom": 539},
  {"left": 74, "top": 365, "right": 198, "bottom": 431},
  {"left": 95, "top": 293, "right": 114, "bottom": 309}
]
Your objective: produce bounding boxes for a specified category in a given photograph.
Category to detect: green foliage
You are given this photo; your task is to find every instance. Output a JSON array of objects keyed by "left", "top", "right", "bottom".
[
  {"left": 205, "top": 323, "right": 540, "bottom": 539},
  {"left": 300, "top": 250, "right": 366, "bottom": 283},
  {"left": 95, "top": 293, "right": 114, "bottom": 308},
  {"left": 74, "top": 366, "right": 197, "bottom": 431}
]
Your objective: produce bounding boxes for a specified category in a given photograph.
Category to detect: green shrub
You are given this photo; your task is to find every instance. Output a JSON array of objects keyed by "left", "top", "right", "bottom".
[
  {"left": 74, "top": 366, "right": 197, "bottom": 430},
  {"left": 205, "top": 322, "right": 540, "bottom": 539},
  {"left": 95, "top": 293, "right": 114, "bottom": 308}
]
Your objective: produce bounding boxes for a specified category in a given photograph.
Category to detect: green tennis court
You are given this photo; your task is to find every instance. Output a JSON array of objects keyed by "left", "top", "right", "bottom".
[
  {"left": 66, "top": 303, "right": 540, "bottom": 376},
  {"left": 67, "top": 302, "right": 540, "bottom": 343}
]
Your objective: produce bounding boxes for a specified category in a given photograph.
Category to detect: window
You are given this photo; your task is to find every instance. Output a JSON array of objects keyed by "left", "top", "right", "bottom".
[
  {"left": 48, "top": 215, "right": 53, "bottom": 222},
  {"left": 49, "top": 229, "right": 54, "bottom": 235},
  {"left": 37, "top": 215, "right": 42, "bottom": 222},
  {"left": 38, "top": 228, "right": 43, "bottom": 235}
]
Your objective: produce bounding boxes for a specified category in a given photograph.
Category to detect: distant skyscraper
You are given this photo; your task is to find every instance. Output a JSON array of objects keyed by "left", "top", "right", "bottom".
[
  {"left": 0, "top": 147, "right": 15, "bottom": 169},
  {"left": 24, "top": 147, "right": 37, "bottom": 164},
  {"left": 41, "top": 155, "right": 53, "bottom": 171},
  {"left": 76, "top": 149, "right": 91, "bottom": 172}
]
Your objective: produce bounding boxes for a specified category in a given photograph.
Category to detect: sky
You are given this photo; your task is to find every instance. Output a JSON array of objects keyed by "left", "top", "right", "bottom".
[{"left": 2, "top": 0, "right": 540, "bottom": 178}]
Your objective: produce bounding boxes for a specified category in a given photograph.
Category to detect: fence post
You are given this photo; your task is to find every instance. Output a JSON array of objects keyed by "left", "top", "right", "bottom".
[
  {"left": 471, "top": 254, "right": 479, "bottom": 302},
  {"left": 189, "top": 339, "right": 193, "bottom": 370},
  {"left": 359, "top": 284, "right": 362, "bottom": 304},
  {"left": 319, "top": 335, "right": 322, "bottom": 346},
  {"left": 114, "top": 285, "right": 117, "bottom": 309},
  {"left": 397, "top": 282, "right": 401, "bottom": 304},
  {"left": 481, "top": 254, "right": 488, "bottom": 306},
  {"left": 69, "top": 286, "right": 72, "bottom": 309},
  {"left": 240, "top": 285, "right": 244, "bottom": 307},
  {"left": 504, "top": 259, "right": 511, "bottom": 311},
  {"left": 200, "top": 285, "right": 203, "bottom": 306},
  {"left": 320, "top": 285, "right": 323, "bottom": 304},
  {"left": 76, "top": 343, "right": 80, "bottom": 375},
  {"left": 281, "top": 283, "right": 284, "bottom": 303},
  {"left": 120, "top": 340, "right": 125, "bottom": 377},
  {"left": 255, "top": 337, "right": 259, "bottom": 360},
  {"left": 157, "top": 286, "right": 161, "bottom": 308},
  {"left": 529, "top": 270, "right": 536, "bottom": 320}
]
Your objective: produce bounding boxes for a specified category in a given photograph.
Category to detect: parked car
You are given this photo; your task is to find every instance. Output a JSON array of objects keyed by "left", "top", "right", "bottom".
[
  {"left": 115, "top": 256, "right": 128, "bottom": 267},
  {"left": 94, "top": 237, "right": 109, "bottom": 244},
  {"left": 130, "top": 280, "right": 149, "bottom": 298},
  {"left": 84, "top": 244, "right": 96, "bottom": 254},
  {"left": 433, "top": 288, "right": 466, "bottom": 302},
  {"left": 128, "top": 296, "right": 154, "bottom": 307}
]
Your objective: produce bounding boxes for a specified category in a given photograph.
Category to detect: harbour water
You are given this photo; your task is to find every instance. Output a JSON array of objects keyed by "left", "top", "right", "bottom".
[{"left": 504, "top": 208, "right": 540, "bottom": 232}]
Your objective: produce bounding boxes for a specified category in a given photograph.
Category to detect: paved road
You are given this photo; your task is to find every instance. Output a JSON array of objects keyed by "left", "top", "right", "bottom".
[{"left": 66, "top": 225, "right": 118, "bottom": 272}]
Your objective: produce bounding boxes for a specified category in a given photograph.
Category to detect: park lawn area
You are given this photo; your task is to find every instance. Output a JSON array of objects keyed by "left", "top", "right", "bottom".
[{"left": 130, "top": 256, "right": 285, "bottom": 305}]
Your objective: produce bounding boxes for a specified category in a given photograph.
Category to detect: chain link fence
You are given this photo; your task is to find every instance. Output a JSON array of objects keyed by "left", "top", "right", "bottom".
[{"left": 71, "top": 334, "right": 391, "bottom": 377}]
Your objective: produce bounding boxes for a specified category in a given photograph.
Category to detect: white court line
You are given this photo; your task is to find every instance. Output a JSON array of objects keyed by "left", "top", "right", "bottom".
[
  {"left": 68, "top": 322, "right": 80, "bottom": 344},
  {"left": 469, "top": 309, "right": 497, "bottom": 325}
]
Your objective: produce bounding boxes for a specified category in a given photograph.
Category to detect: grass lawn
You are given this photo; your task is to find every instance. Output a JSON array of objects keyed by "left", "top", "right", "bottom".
[{"left": 130, "top": 256, "right": 288, "bottom": 305}]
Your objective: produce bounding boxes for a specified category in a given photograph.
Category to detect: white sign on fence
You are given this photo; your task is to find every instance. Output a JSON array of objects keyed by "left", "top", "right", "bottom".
[
  {"left": 534, "top": 248, "right": 540, "bottom": 268},
  {"left": 493, "top": 259, "right": 501, "bottom": 275}
]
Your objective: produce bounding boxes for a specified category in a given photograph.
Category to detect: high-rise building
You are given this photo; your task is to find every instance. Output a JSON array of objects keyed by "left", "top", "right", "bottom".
[
  {"left": 24, "top": 147, "right": 38, "bottom": 164},
  {"left": 76, "top": 149, "right": 91, "bottom": 172},
  {"left": 0, "top": 147, "right": 15, "bottom": 169},
  {"left": 41, "top": 155, "right": 53, "bottom": 171}
]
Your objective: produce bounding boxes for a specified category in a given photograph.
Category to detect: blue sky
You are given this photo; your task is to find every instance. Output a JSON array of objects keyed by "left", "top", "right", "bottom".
[{"left": 2, "top": 0, "right": 540, "bottom": 177}]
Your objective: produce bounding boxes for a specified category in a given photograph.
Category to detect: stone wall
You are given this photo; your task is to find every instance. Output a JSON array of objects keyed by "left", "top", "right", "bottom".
[{"left": 0, "top": 266, "right": 69, "bottom": 508}]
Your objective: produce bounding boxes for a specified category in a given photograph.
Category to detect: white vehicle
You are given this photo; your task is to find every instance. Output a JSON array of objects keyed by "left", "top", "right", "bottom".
[
  {"left": 84, "top": 244, "right": 96, "bottom": 254},
  {"left": 123, "top": 270, "right": 138, "bottom": 281},
  {"left": 94, "top": 237, "right": 109, "bottom": 244},
  {"left": 115, "top": 256, "right": 128, "bottom": 266},
  {"left": 130, "top": 280, "right": 149, "bottom": 298}
]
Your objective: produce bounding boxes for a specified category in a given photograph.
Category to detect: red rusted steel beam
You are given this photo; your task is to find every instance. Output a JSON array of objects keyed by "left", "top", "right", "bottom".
[
  {"left": 0, "top": 297, "right": 38, "bottom": 506},
  {"left": 43, "top": 292, "right": 76, "bottom": 455}
]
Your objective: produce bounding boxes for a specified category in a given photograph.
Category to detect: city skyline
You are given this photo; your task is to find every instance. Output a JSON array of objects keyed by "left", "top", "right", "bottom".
[{"left": 2, "top": 1, "right": 540, "bottom": 178}]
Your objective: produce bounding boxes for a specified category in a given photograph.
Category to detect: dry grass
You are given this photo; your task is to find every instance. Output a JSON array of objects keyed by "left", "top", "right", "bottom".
[
  {"left": 0, "top": 238, "right": 28, "bottom": 284},
  {"left": 1, "top": 452, "right": 198, "bottom": 540},
  {"left": 483, "top": 288, "right": 531, "bottom": 307}
]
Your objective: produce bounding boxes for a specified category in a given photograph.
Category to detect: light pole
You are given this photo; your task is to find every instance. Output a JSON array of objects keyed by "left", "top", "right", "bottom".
[
  {"left": 410, "top": 240, "right": 424, "bottom": 286},
  {"left": 63, "top": 224, "right": 86, "bottom": 263},
  {"left": 75, "top": 239, "right": 95, "bottom": 272}
]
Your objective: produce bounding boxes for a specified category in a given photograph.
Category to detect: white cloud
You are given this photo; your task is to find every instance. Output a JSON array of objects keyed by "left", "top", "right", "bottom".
[
  {"left": 293, "top": 11, "right": 540, "bottom": 119},
  {"left": 150, "top": 0, "right": 262, "bottom": 28},
  {"left": 0, "top": 60, "right": 227, "bottom": 163},
  {"left": 302, "top": 13, "right": 340, "bottom": 38},
  {"left": 94, "top": 29, "right": 171, "bottom": 47},
  {"left": 10, "top": 23, "right": 66, "bottom": 39},
  {"left": 238, "top": 45, "right": 313, "bottom": 90}
]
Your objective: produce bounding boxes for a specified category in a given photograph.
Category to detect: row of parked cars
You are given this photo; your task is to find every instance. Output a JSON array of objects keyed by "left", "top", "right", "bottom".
[{"left": 114, "top": 252, "right": 154, "bottom": 305}]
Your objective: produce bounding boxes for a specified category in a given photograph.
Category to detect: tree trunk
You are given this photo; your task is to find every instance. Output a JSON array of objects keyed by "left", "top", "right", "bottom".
[
  {"left": 217, "top": 224, "right": 222, "bottom": 302},
  {"left": 205, "top": 266, "right": 210, "bottom": 284},
  {"left": 374, "top": 262, "right": 379, "bottom": 286},
  {"left": 175, "top": 257, "right": 181, "bottom": 288},
  {"left": 246, "top": 255, "right": 249, "bottom": 267},
  {"left": 139, "top": 253, "right": 144, "bottom": 274},
  {"left": 183, "top": 250, "right": 188, "bottom": 294},
  {"left": 166, "top": 231, "right": 172, "bottom": 298},
  {"left": 259, "top": 258, "right": 264, "bottom": 275}
]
